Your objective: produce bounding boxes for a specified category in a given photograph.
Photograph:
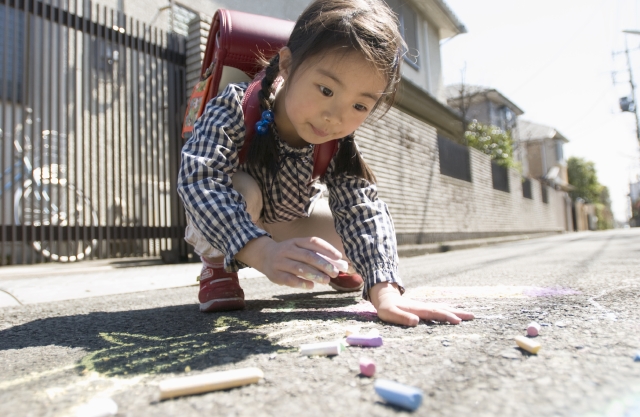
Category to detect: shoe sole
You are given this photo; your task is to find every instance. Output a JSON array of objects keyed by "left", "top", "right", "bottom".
[
  {"left": 329, "top": 281, "right": 364, "bottom": 292},
  {"left": 200, "top": 297, "right": 246, "bottom": 312}
]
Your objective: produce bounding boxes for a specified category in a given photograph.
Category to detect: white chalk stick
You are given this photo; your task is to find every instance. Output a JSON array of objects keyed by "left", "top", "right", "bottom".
[
  {"left": 515, "top": 335, "right": 541, "bottom": 354},
  {"left": 300, "top": 341, "right": 342, "bottom": 356},
  {"left": 316, "top": 252, "right": 349, "bottom": 272},
  {"left": 159, "top": 367, "right": 264, "bottom": 400}
]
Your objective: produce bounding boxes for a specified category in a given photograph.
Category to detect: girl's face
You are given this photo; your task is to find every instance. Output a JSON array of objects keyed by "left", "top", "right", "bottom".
[{"left": 274, "top": 49, "right": 387, "bottom": 148}]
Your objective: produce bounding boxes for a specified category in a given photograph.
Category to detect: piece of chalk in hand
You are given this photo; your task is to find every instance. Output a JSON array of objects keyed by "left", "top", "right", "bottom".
[
  {"left": 527, "top": 321, "right": 541, "bottom": 337},
  {"left": 346, "top": 334, "right": 383, "bottom": 347},
  {"left": 374, "top": 379, "right": 423, "bottom": 411},
  {"left": 359, "top": 357, "right": 376, "bottom": 377},
  {"left": 316, "top": 252, "right": 348, "bottom": 272},
  {"left": 300, "top": 341, "right": 342, "bottom": 356},
  {"left": 515, "top": 335, "right": 541, "bottom": 354},
  {"left": 159, "top": 367, "right": 264, "bottom": 400}
]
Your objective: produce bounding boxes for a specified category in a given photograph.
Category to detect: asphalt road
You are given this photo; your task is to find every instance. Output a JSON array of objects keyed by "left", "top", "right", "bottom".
[{"left": 1, "top": 229, "right": 639, "bottom": 417}]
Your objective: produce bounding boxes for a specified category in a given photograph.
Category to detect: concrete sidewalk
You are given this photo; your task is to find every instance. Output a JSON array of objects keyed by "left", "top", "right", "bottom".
[{"left": 0, "top": 232, "right": 556, "bottom": 308}]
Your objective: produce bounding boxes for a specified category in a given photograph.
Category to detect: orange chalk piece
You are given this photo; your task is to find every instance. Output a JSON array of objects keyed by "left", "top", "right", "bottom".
[
  {"left": 515, "top": 335, "right": 541, "bottom": 354},
  {"left": 159, "top": 367, "right": 264, "bottom": 400}
]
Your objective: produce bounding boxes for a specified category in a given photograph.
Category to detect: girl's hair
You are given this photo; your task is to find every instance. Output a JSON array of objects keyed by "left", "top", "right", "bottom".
[{"left": 247, "top": 0, "right": 405, "bottom": 183}]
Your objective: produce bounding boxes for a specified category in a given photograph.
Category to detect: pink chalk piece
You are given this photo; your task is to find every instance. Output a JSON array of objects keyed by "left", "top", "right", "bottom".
[
  {"left": 527, "top": 322, "right": 541, "bottom": 337},
  {"left": 359, "top": 358, "right": 376, "bottom": 377},
  {"left": 346, "top": 334, "right": 383, "bottom": 347}
]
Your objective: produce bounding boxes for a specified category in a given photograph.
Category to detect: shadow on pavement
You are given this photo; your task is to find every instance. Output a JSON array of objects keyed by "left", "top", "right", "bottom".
[{"left": 0, "top": 292, "right": 373, "bottom": 377}]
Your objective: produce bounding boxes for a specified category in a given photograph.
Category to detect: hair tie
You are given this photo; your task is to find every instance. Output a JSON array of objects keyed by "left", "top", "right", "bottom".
[{"left": 255, "top": 110, "right": 275, "bottom": 135}]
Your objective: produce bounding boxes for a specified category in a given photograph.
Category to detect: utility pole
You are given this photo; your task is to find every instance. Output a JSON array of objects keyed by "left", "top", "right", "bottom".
[{"left": 623, "top": 36, "right": 640, "bottom": 147}]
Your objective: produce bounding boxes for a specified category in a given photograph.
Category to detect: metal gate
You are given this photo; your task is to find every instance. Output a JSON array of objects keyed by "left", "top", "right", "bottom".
[{"left": 0, "top": 0, "right": 188, "bottom": 265}]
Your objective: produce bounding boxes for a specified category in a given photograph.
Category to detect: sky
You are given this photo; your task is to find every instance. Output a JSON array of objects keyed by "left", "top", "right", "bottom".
[{"left": 440, "top": 0, "right": 640, "bottom": 222}]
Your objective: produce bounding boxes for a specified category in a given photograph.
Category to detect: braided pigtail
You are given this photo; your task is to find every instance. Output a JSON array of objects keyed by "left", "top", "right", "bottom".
[
  {"left": 246, "top": 54, "right": 281, "bottom": 176},
  {"left": 333, "top": 133, "right": 377, "bottom": 184}
]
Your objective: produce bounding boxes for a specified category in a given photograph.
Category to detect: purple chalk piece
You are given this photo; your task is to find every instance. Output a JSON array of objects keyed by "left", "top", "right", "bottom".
[
  {"left": 634, "top": 352, "right": 640, "bottom": 362},
  {"left": 346, "top": 334, "right": 383, "bottom": 347}
]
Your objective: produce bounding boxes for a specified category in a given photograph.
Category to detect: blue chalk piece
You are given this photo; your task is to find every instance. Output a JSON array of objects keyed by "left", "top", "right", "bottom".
[
  {"left": 634, "top": 351, "right": 640, "bottom": 362},
  {"left": 374, "top": 379, "right": 423, "bottom": 411}
]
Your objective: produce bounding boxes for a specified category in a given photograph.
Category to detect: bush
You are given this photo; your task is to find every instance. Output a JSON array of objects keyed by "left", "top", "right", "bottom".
[{"left": 465, "top": 120, "right": 516, "bottom": 168}]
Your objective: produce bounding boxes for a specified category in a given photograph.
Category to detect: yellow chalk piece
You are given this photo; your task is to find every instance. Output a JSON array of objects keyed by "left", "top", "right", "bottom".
[
  {"left": 345, "top": 326, "right": 361, "bottom": 337},
  {"left": 515, "top": 335, "right": 541, "bottom": 354},
  {"left": 159, "top": 367, "right": 263, "bottom": 400}
]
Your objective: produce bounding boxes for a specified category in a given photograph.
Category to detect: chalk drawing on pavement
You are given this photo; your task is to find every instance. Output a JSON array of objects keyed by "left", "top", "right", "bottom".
[{"left": 406, "top": 285, "right": 580, "bottom": 299}]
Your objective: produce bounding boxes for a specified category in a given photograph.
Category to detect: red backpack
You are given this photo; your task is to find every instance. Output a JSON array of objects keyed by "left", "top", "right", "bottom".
[{"left": 182, "top": 9, "right": 338, "bottom": 180}]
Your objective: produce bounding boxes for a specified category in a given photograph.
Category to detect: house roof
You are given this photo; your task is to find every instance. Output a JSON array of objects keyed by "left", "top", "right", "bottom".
[
  {"left": 513, "top": 119, "right": 569, "bottom": 143},
  {"left": 445, "top": 84, "right": 525, "bottom": 116},
  {"left": 410, "top": 0, "right": 467, "bottom": 39},
  {"left": 395, "top": 78, "right": 465, "bottom": 141}
]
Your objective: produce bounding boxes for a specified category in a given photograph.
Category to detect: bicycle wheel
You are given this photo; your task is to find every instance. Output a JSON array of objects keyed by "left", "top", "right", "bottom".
[{"left": 14, "top": 180, "right": 99, "bottom": 262}]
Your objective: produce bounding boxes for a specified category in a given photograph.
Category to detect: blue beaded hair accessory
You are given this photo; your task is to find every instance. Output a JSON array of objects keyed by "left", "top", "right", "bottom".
[{"left": 255, "top": 110, "right": 275, "bottom": 135}]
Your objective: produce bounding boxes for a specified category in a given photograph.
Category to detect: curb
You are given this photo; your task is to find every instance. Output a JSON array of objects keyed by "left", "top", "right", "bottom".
[{"left": 397, "top": 232, "right": 561, "bottom": 257}]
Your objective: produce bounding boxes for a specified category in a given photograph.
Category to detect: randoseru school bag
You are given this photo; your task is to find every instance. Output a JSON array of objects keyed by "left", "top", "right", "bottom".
[{"left": 182, "top": 9, "right": 338, "bottom": 179}]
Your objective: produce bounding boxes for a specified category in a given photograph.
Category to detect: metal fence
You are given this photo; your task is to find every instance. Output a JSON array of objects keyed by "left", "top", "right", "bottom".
[
  {"left": 437, "top": 135, "right": 471, "bottom": 182},
  {"left": 490, "top": 160, "right": 509, "bottom": 193},
  {"left": 0, "top": 0, "right": 187, "bottom": 265}
]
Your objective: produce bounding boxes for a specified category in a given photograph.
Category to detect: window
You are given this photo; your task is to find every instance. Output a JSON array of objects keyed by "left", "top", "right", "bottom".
[
  {"left": 438, "top": 135, "right": 471, "bottom": 182},
  {"left": 500, "top": 106, "right": 515, "bottom": 131},
  {"left": 555, "top": 140, "right": 564, "bottom": 162},
  {"left": 0, "top": 5, "right": 25, "bottom": 103},
  {"left": 522, "top": 177, "right": 533, "bottom": 199},
  {"left": 491, "top": 160, "right": 510, "bottom": 192},
  {"left": 385, "top": 0, "right": 420, "bottom": 69},
  {"left": 541, "top": 183, "right": 549, "bottom": 204}
]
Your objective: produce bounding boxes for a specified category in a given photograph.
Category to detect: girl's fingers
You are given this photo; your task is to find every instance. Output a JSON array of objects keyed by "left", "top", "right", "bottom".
[
  {"left": 294, "top": 237, "right": 343, "bottom": 259},
  {"left": 378, "top": 304, "right": 420, "bottom": 327},
  {"left": 412, "top": 301, "right": 475, "bottom": 321},
  {"left": 398, "top": 301, "right": 463, "bottom": 324},
  {"left": 270, "top": 271, "right": 315, "bottom": 290},
  {"left": 285, "top": 242, "right": 341, "bottom": 278},
  {"left": 287, "top": 260, "right": 330, "bottom": 285}
]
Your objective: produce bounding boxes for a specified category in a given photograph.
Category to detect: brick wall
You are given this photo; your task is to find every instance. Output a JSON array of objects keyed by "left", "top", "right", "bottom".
[{"left": 357, "top": 108, "right": 568, "bottom": 244}]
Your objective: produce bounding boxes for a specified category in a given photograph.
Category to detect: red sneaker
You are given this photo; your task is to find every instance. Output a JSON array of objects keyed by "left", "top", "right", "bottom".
[
  {"left": 329, "top": 272, "right": 364, "bottom": 292},
  {"left": 198, "top": 265, "right": 245, "bottom": 312}
]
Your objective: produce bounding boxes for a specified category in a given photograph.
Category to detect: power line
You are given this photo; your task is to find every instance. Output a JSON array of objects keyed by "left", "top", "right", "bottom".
[{"left": 511, "top": 0, "right": 607, "bottom": 94}]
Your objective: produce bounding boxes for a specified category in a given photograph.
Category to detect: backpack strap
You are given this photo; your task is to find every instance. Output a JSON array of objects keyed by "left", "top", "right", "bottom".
[{"left": 239, "top": 71, "right": 338, "bottom": 180}]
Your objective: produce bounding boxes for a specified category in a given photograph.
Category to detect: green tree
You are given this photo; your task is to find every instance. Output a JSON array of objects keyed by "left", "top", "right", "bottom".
[
  {"left": 464, "top": 120, "right": 516, "bottom": 168},
  {"left": 567, "top": 157, "right": 601, "bottom": 203},
  {"left": 567, "top": 157, "right": 613, "bottom": 230}
]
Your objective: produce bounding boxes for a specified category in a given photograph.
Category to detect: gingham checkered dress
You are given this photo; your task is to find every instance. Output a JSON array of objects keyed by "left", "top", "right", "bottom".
[{"left": 177, "top": 83, "right": 403, "bottom": 299}]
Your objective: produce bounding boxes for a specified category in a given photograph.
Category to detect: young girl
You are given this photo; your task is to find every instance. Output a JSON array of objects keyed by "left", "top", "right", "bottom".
[{"left": 178, "top": 0, "right": 474, "bottom": 327}]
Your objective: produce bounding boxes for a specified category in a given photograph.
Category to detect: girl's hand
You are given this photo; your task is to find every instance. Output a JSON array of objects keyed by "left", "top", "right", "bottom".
[
  {"left": 369, "top": 282, "right": 475, "bottom": 326},
  {"left": 236, "top": 236, "right": 342, "bottom": 290}
]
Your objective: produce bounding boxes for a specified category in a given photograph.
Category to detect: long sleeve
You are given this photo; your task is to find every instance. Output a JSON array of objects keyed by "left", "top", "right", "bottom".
[
  {"left": 324, "top": 139, "right": 404, "bottom": 300},
  {"left": 177, "top": 83, "right": 269, "bottom": 271}
]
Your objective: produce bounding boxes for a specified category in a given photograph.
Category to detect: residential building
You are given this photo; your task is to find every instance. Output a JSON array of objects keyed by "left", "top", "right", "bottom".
[
  {"left": 630, "top": 179, "right": 640, "bottom": 227},
  {"left": 512, "top": 119, "right": 571, "bottom": 191},
  {"left": 445, "top": 84, "right": 528, "bottom": 175}
]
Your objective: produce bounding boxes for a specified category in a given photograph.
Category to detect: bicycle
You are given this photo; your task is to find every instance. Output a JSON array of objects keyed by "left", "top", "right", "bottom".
[{"left": 1, "top": 114, "right": 99, "bottom": 262}]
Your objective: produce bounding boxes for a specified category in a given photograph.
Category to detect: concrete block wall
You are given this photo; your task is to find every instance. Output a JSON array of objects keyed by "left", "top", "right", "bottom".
[{"left": 185, "top": 15, "right": 211, "bottom": 99}]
